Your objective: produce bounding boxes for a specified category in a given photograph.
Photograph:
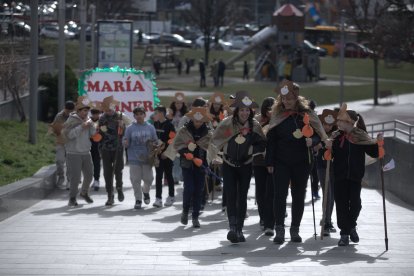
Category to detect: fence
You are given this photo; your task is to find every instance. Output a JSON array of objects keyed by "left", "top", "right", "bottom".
[{"left": 366, "top": 120, "right": 414, "bottom": 144}]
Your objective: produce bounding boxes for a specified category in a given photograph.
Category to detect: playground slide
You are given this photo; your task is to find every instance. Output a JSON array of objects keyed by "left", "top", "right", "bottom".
[{"left": 225, "top": 26, "right": 278, "bottom": 68}]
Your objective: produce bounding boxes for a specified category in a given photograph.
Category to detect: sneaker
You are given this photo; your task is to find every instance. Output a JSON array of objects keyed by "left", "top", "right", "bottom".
[
  {"left": 117, "top": 189, "right": 124, "bottom": 202},
  {"left": 134, "top": 200, "right": 142, "bottom": 210},
  {"left": 153, "top": 198, "right": 163, "bottom": 208},
  {"left": 264, "top": 228, "right": 274, "bottom": 236},
  {"left": 68, "top": 197, "right": 78, "bottom": 207},
  {"left": 327, "top": 224, "right": 337, "bottom": 233},
  {"left": 323, "top": 226, "right": 330, "bottom": 237},
  {"left": 350, "top": 227, "right": 359, "bottom": 243},
  {"left": 66, "top": 181, "right": 70, "bottom": 191},
  {"left": 92, "top": 180, "right": 100, "bottom": 191},
  {"left": 290, "top": 226, "right": 302, "bottom": 243},
  {"left": 105, "top": 195, "right": 114, "bottom": 206},
  {"left": 80, "top": 192, "right": 93, "bottom": 204},
  {"left": 181, "top": 211, "right": 188, "bottom": 225},
  {"left": 192, "top": 218, "right": 201, "bottom": 228},
  {"left": 338, "top": 235, "right": 349, "bottom": 246},
  {"left": 143, "top": 193, "right": 150, "bottom": 205},
  {"left": 56, "top": 176, "right": 65, "bottom": 188},
  {"left": 313, "top": 191, "right": 321, "bottom": 200},
  {"left": 164, "top": 196, "right": 175, "bottom": 207}
]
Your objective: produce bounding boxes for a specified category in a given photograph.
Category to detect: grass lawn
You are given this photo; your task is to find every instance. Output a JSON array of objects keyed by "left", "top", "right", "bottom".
[{"left": 0, "top": 121, "right": 55, "bottom": 187}]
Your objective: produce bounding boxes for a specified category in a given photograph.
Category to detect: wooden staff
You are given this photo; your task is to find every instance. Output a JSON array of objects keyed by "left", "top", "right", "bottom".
[
  {"left": 320, "top": 149, "right": 332, "bottom": 240},
  {"left": 378, "top": 137, "right": 388, "bottom": 251}
]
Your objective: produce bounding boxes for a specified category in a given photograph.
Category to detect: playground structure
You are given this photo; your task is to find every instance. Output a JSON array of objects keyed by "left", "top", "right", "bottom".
[
  {"left": 140, "top": 44, "right": 184, "bottom": 73},
  {"left": 226, "top": 3, "right": 321, "bottom": 83}
]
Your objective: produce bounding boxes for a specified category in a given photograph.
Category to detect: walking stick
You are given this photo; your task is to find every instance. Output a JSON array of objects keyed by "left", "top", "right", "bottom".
[
  {"left": 309, "top": 151, "right": 317, "bottom": 240},
  {"left": 320, "top": 149, "right": 332, "bottom": 240},
  {"left": 378, "top": 138, "right": 388, "bottom": 251}
]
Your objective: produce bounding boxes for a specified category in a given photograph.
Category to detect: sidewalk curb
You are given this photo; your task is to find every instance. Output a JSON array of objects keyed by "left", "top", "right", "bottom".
[{"left": 0, "top": 165, "right": 56, "bottom": 221}]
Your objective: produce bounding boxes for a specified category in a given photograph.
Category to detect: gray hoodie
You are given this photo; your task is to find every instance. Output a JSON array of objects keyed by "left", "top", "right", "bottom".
[{"left": 63, "top": 113, "right": 96, "bottom": 155}]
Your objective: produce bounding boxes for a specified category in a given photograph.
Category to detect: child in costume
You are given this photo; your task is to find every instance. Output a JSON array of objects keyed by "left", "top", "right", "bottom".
[
  {"left": 331, "top": 103, "right": 383, "bottom": 246},
  {"left": 208, "top": 91, "right": 266, "bottom": 243},
  {"left": 174, "top": 107, "right": 213, "bottom": 228}
]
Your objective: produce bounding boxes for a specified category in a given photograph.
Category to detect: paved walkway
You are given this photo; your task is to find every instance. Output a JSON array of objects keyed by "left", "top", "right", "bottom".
[
  {"left": 1, "top": 94, "right": 413, "bottom": 275},
  {"left": 0, "top": 166, "right": 414, "bottom": 275}
]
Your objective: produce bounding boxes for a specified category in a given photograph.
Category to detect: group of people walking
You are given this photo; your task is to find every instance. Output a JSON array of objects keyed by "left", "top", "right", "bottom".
[{"left": 51, "top": 79, "right": 383, "bottom": 247}]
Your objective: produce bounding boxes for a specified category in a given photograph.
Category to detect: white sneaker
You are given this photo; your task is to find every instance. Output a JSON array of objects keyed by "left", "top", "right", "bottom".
[
  {"left": 153, "top": 198, "right": 163, "bottom": 208},
  {"left": 92, "top": 180, "right": 100, "bottom": 191},
  {"left": 164, "top": 196, "right": 175, "bottom": 207}
]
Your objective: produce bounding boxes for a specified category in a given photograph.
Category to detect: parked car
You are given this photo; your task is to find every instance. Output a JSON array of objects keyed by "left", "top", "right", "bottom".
[
  {"left": 40, "top": 24, "right": 75, "bottom": 39},
  {"left": 154, "top": 33, "right": 192, "bottom": 48},
  {"left": 303, "top": 40, "right": 327, "bottom": 56},
  {"left": 344, "top": 42, "right": 374, "bottom": 58},
  {"left": 194, "top": 36, "right": 233, "bottom": 51},
  {"left": 229, "top": 35, "right": 251, "bottom": 50}
]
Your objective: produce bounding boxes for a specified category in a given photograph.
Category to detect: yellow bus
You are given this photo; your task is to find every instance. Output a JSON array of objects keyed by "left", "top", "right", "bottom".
[{"left": 304, "top": 25, "right": 360, "bottom": 56}]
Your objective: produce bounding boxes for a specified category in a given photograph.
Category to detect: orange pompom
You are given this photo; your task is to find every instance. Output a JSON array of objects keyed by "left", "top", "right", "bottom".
[
  {"left": 302, "top": 125, "right": 314, "bottom": 138},
  {"left": 323, "top": 149, "right": 332, "bottom": 161},
  {"left": 193, "top": 158, "right": 203, "bottom": 167},
  {"left": 169, "top": 131, "right": 176, "bottom": 139},
  {"left": 219, "top": 112, "right": 225, "bottom": 121},
  {"left": 184, "top": 153, "right": 194, "bottom": 160},
  {"left": 91, "top": 133, "right": 102, "bottom": 142},
  {"left": 303, "top": 113, "right": 310, "bottom": 125},
  {"left": 378, "top": 146, "right": 385, "bottom": 159}
]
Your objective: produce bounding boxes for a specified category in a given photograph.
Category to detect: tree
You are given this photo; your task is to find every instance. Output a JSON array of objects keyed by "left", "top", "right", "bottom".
[
  {"left": 89, "top": 0, "right": 136, "bottom": 19},
  {"left": 0, "top": 51, "right": 28, "bottom": 122},
  {"left": 347, "top": 0, "right": 414, "bottom": 105},
  {"left": 182, "top": 0, "right": 235, "bottom": 65}
]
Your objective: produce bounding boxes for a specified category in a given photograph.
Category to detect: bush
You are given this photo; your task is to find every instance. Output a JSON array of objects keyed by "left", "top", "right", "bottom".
[{"left": 38, "top": 65, "right": 78, "bottom": 122}]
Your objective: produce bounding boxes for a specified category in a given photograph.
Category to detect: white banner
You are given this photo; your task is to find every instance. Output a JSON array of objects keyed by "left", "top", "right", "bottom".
[{"left": 79, "top": 68, "right": 159, "bottom": 120}]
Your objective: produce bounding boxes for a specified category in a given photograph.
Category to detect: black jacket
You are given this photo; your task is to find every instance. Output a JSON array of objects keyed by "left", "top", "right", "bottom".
[
  {"left": 265, "top": 114, "right": 320, "bottom": 166},
  {"left": 224, "top": 130, "right": 266, "bottom": 167},
  {"left": 154, "top": 119, "right": 175, "bottom": 154},
  {"left": 332, "top": 131, "right": 379, "bottom": 181}
]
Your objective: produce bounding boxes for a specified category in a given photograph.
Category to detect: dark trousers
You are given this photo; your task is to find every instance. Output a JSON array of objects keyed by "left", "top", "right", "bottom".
[
  {"left": 273, "top": 162, "right": 310, "bottom": 228},
  {"left": 90, "top": 143, "right": 101, "bottom": 181},
  {"left": 200, "top": 74, "right": 206, "bottom": 87},
  {"left": 222, "top": 163, "right": 252, "bottom": 230},
  {"left": 253, "top": 166, "right": 275, "bottom": 229},
  {"left": 334, "top": 178, "right": 362, "bottom": 235},
  {"left": 155, "top": 158, "right": 174, "bottom": 199},
  {"left": 318, "top": 166, "right": 335, "bottom": 226},
  {"left": 311, "top": 161, "right": 319, "bottom": 194},
  {"left": 182, "top": 167, "right": 205, "bottom": 219},
  {"left": 101, "top": 148, "right": 124, "bottom": 195}
]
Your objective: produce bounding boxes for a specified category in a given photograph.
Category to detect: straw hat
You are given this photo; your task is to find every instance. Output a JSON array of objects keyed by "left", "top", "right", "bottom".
[
  {"left": 210, "top": 92, "right": 226, "bottom": 105},
  {"left": 185, "top": 107, "right": 213, "bottom": 123},
  {"left": 90, "top": 101, "right": 102, "bottom": 112},
  {"left": 229, "top": 91, "right": 259, "bottom": 109},
  {"left": 102, "top": 96, "right": 120, "bottom": 112},
  {"left": 336, "top": 103, "right": 355, "bottom": 124},
  {"left": 75, "top": 96, "right": 91, "bottom": 110}
]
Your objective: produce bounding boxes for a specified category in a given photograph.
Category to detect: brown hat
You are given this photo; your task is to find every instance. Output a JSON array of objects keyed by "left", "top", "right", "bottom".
[
  {"left": 229, "top": 91, "right": 259, "bottom": 109},
  {"left": 276, "top": 79, "right": 299, "bottom": 98},
  {"left": 318, "top": 109, "right": 337, "bottom": 125},
  {"left": 90, "top": 101, "right": 102, "bottom": 112},
  {"left": 185, "top": 107, "right": 213, "bottom": 123},
  {"left": 102, "top": 96, "right": 120, "bottom": 112},
  {"left": 337, "top": 103, "right": 355, "bottom": 124},
  {"left": 75, "top": 96, "right": 91, "bottom": 110},
  {"left": 210, "top": 92, "right": 226, "bottom": 105},
  {"left": 174, "top": 92, "right": 185, "bottom": 103}
]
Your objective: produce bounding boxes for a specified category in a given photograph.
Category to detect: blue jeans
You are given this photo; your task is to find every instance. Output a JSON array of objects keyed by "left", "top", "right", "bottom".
[{"left": 182, "top": 167, "right": 205, "bottom": 219}]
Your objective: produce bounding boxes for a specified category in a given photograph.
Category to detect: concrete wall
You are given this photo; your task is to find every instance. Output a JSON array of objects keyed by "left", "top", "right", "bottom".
[
  {"left": 364, "top": 137, "right": 414, "bottom": 206},
  {"left": 0, "top": 165, "right": 56, "bottom": 221}
]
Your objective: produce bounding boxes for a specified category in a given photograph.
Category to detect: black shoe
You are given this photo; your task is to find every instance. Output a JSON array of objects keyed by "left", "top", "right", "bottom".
[
  {"left": 68, "top": 197, "right": 78, "bottom": 207},
  {"left": 180, "top": 211, "right": 188, "bottom": 225},
  {"left": 327, "top": 224, "right": 337, "bottom": 233},
  {"left": 117, "top": 189, "right": 124, "bottom": 202},
  {"left": 227, "top": 228, "right": 238, "bottom": 243},
  {"left": 93, "top": 186, "right": 99, "bottom": 192},
  {"left": 323, "top": 225, "right": 331, "bottom": 237},
  {"left": 134, "top": 200, "right": 142, "bottom": 210},
  {"left": 237, "top": 230, "right": 246, "bottom": 242},
  {"left": 350, "top": 227, "right": 359, "bottom": 243},
  {"left": 143, "top": 193, "right": 150, "bottom": 205},
  {"left": 105, "top": 195, "right": 114, "bottom": 206},
  {"left": 273, "top": 225, "right": 285, "bottom": 244},
  {"left": 259, "top": 219, "right": 265, "bottom": 231},
  {"left": 338, "top": 235, "right": 349, "bottom": 246},
  {"left": 290, "top": 226, "right": 302, "bottom": 243},
  {"left": 192, "top": 218, "right": 200, "bottom": 228},
  {"left": 80, "top": 193, "right": 93, "bottom": 204}
]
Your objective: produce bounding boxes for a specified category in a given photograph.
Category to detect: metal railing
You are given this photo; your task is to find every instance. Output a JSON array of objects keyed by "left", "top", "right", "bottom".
[{"left": 366, "top": 120, "right": 414, "bottom": 144}]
